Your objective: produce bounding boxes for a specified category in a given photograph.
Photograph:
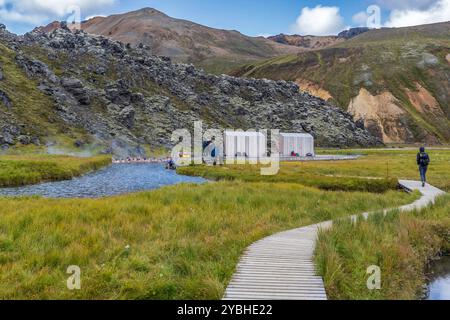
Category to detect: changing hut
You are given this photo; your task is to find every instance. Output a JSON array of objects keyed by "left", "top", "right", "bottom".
[
  {"left": 279, "top": 133, "right": 315, "bottom": 157},
  {"left": 224, "top": 131, "right": 267, "bottom": 160}
]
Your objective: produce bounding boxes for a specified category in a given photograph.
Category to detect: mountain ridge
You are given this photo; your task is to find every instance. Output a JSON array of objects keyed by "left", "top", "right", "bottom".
[
  {"left": 37, "top": 7, "right": 305, "bottom": 74},
  {"left": 0, "top": 26, "right": 381, "bottom": 157},
  {"left": 232, "top": 21, "right": 450, "bottom": 144},
  {"left": 266, "top": 27, "right": 370, "bottom": 50},
  {"left": 36, "top": 9, "right": 375, "bottom": 75}
]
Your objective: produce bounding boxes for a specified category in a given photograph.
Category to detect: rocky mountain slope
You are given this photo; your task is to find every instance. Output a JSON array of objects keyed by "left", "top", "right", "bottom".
[
  {"left": 267, "top": 28, "right": 369, "bottom": 50},
  {"left": 267, "top": 34, "right": 344, "bottom": 50},
  {"left": 39, "top": 8, "right": 304, "bottom": 74},
  {"left": 233, "top": 22, "right": 450, "bottom": 144},
  {"left": 0, "top": 24, "right": 381, "bottom": 157}
]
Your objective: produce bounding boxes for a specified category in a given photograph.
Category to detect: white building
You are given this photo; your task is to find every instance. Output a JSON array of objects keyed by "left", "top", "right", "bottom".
[
  {"left": 279, "top": 133, "right": 315, "bottom": 157},
  {"left": 224, "top": 131, "right": 267, "bottom": 160}
]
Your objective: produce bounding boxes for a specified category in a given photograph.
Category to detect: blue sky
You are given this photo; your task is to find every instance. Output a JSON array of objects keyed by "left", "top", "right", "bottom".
[
  {"left": 112, "top": 0, "right": 383, "bottom": 35},
  {"left": 0, "top": 0, "right": 449, "bottom": 35}
]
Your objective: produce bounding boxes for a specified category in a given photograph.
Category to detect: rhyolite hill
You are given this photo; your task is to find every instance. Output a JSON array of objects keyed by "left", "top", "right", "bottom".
[
  {"left": 233, "top": 22, "right": 450, "bottom": 144},
  {"left": 40, "top": 9, "right": 368, "bottom": 75},
  {"left": 0, "top": 24, "right": 381, "bottom": 157},
  {"left": 38, "top": 8, "right": 305, "bottom": 75},
  {"left": 266, "top": 27, "right": 370, "bottom": 50}
]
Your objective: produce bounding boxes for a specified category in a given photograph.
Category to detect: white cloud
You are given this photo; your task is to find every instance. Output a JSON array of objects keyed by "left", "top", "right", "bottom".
[
  {"left": 352, "top": 11, "right": 369, "bottom": 26},
  {"left": 291, "top": 5, "right": 346, "bottom": 36},
  {"left": 0, "top": 0, "right": 115, "bottom": 25},
  {"left": 385, "top": 0, "right": 450, "bottom": 27},
  {"left": 0, "top": 9, "right": 45, "bottom": 24}
]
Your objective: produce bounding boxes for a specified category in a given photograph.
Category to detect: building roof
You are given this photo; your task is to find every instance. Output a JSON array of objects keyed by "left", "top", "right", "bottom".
[
  {"left": 225, "top": 131, "right": 265, "bottom": 137},
  {"left": 279, "top": 133, "right": 314, "bottom": 138}
]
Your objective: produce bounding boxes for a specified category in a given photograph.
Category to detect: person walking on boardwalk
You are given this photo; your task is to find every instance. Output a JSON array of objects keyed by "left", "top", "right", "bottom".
[{"left": 417, "top": 147, "right": 430, "bottom": 187}]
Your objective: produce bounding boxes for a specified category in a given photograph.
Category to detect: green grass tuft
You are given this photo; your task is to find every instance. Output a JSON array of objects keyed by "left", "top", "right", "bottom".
[{"left": 0, "top": 155, "right": 111, "bottom": 187}]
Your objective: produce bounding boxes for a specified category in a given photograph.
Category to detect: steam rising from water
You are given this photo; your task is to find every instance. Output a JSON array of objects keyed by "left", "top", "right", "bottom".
[{"left": 46, "top": 146, "right": 96, "bottom": 157}]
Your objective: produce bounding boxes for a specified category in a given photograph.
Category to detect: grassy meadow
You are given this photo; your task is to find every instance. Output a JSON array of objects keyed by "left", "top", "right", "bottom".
[
  {"left": 0, "top": 148, "right": 447, "bottom": 299},
  {"left": 179, "top": 149, "right": 450, "bottom": 192},
  {"left": 177, "top": 148, "right": 449, "bottom": 300},
  {"left": 315, "top": 148, "right": 450, "bottom": 191},
  {"left": 0, "top": 155, "right": 111, "bottom": 187},
  {"left": 0, "top": 182, "right": 417, "bottom": 299},
  {"left": 315, "top": 195, "right": 450, "bottom": 300},
  {"left": 179, "top": 165, "right": 398, "bottom": 193}
]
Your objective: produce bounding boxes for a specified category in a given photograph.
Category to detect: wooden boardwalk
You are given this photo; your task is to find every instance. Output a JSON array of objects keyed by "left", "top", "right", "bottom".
[{"left": 224, "top": 181, "right": 445, "bottom": 300}]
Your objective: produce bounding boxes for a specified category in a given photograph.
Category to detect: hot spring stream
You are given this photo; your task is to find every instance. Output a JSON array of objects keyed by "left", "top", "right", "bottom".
[{"left": 0, "top": 164, "right": 206, "bottom": 198}]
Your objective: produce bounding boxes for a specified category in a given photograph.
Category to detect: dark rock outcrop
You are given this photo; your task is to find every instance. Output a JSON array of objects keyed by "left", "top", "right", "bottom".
[
  {"left": 61, "top": 78, "right": 90, "bottom": 105},
  {"left": 0, "top": 90, "right": 12, "bottom": 110},
  {"left": 338, "top": 27, "right": 370, "bottom": 39},
  {"left": 119, "top": 106, "right": 136, "bottom": 129},
  {"left": 0, "top": 125, "right": 19, "bottom": 145},
  {"left": 0, "top": 26, "right": 382, "bottom": 156}
]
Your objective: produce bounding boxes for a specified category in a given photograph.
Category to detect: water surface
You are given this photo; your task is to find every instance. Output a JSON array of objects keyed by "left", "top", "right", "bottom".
[
  {"left": 0, "top": 164, "right": 205, "bottom": 198},
  {"left": 426, "top": 256, "right": 450, "bottom": 300}
]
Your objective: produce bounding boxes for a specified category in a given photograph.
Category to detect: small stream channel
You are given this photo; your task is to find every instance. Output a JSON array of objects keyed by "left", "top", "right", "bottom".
[{"left": 425, "top": 256, "right": 450, "bottom": 300}]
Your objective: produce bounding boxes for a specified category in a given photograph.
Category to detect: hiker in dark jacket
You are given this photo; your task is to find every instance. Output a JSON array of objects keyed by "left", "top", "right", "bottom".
[{"left": 417, "top": 147, "right": 430, "bottom": 187}]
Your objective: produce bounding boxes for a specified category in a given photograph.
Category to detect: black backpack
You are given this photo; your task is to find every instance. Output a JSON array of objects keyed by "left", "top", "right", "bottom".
[{"left": 418, "top": 152, "right": 430, "bottom": 166}]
